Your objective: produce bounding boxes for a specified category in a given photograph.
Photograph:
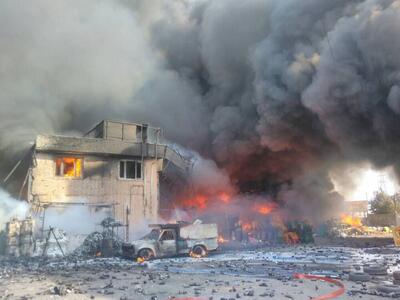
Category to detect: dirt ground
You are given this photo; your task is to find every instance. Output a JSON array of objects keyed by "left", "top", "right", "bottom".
[{"left": 1, "top": 246, "right": 399, "bottom": 299}]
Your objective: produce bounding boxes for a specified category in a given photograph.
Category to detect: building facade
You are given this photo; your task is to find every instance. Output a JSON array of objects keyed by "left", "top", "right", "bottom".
[
  {"left": 344, "top": 200, "right": 369, "bottom": 219},
  {"left": 28, "top": 120, "right": 189, "bottom": 239}
]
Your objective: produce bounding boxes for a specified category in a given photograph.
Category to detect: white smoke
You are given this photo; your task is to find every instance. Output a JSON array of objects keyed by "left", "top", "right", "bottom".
[
  {"left": 0, "top": 187, "right": 110, "bottom": 234},
  {"left": 191, "top": 152, "right": 233, "bottom": 195},
  {"left": 0, "top": 189, "right": 29, "bottom": 229},
  {"left": 41, "top": 205, "right": 110, "bottom": 235}
]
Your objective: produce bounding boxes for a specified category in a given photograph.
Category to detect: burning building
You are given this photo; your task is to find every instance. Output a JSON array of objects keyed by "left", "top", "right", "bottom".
[{"left": 26, "top": 120, "right": 190, "bottom": 240}]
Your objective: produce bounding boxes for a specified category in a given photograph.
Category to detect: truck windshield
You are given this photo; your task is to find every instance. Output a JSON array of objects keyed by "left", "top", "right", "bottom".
[{"left": 141, "top": 229, "right": 161, "bottom": 240}]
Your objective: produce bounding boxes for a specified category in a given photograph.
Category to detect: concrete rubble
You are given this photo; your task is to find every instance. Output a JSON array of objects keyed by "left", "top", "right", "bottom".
[
  {"left": 74, "top": 229, "right": 123, "bottom": 257},
  {"left": 1, "top": 245, "right": 400, "bottom": 299},
  {"left": 5, "top": 217, "right": 34, "bottom": 257}
]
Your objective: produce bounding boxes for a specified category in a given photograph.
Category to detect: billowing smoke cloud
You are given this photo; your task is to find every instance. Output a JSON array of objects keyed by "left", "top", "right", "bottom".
[
  {"left": 2, "top": 0, "right": 400, "bottom": 221},
  {"left": 190, "top": 152, "right": 233, "bottom": 195}
]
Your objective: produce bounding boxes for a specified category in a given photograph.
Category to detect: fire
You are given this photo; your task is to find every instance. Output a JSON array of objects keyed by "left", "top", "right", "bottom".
[
  {"left": 284, "top": 231, "right": 300, "bottom": 245},
  {"left": 341, "top": 214, "right": 362, "bottom": 227},
  {"left": 218, "top": 235, "right": 228, "bottom": 243},
  {"left": 255, "top": 202, "right": 277, "bottom": 215},
  {"left": 241, "top": 222, "right": 253, "bottom": 232},
  {"left": 189, "top": 251, "right": 203, "bottom": 258},
  {"left": 218, "top": 192, "right": 231, "bottom": 203},
  {"left": 178, "top": 191, "right": 233, "bottom": 210},
  {"left": 75, "top": 158, "right": 82, "bottom": 176},
  {"left": 180, "top": 195, "right": 208, "bottom": 210},
  {"left": 55, "top": 157, "right": 82, "bottom": 177}
]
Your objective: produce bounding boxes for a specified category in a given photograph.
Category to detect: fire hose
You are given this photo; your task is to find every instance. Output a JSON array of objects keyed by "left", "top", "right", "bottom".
[{"left": 293, "top": 273, "right": 345, "bottom": 300}]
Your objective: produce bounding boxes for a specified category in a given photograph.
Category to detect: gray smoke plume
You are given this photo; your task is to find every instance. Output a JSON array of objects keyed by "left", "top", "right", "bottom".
[{"left": 2, "top": 0, "right": 400, "bottom": 221}]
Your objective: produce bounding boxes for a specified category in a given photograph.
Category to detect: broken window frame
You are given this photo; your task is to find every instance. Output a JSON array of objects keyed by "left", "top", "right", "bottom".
[
  {"left": 159, "top": 229, "right": 175, "bottom": 241},
  {"left": 119, "top": 160, "right": 142, "bottom": 180},
  {"left": 55, "top": 157, "right": 83, "bottom": 178}
]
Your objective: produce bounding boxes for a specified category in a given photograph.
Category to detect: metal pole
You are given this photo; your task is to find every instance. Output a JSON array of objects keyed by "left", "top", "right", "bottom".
[
  {"left": 3, "top": 160, "right": 22, "bottom": 184},
  {"left": 125, "top": 206, "right": 129, "bottom": 242},
  {"left": 18, "top": 168, "right": 30, "bottom": 200},
  {"left": 51, "top": 227, "right": 65, "bottom": 257},
  {"left": 41, "top": 208, "right": 46, "bottom": 239},
  {"left": 3, "top": 146, "right": 34, "bottom": 185}
]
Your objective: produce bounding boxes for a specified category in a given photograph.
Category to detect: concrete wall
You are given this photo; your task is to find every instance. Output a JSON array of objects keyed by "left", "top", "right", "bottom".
[
  {"left": 29, "top": 153, "right": 162, "bottom": 239},
  {"left": 85, "top": 120, "right": 139, "bottom": 142},
  {"left": 366, "top": 213, "right": 398, "bottom": 227}
]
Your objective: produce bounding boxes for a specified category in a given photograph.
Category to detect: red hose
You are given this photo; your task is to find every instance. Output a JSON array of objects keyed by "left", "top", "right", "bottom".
[
  {"left": 294, "top": 273, "right": 345, "bottom": 300},
  {"left": 174, "top": 274, "right": 344, "bottom": 300}
]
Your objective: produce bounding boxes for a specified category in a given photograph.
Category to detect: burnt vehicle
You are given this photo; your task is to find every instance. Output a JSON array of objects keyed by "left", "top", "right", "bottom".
[{"left": 122, "top": 221, "right": 218, "bottom": 260}]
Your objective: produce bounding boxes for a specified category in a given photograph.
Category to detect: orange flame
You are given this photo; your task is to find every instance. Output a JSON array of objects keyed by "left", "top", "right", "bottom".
[
  {"left": 180, "top": 195, "right": 208, "bottom": 210},
  {"left": 56, "top": 157, "right": 82, "bottom": 177},
  {"left": 137, "top": 257, "right": 145, "bottom": 263},
  {"left": 189, "top": 251, "right": 203, "bottom": 258},
  {"left": 255, "top": 202, "right": 277, "bottom": 215},
  {"left": 179, "top": 192, "right": 233, "bottom": 210},
  {"left": 218, "top": 235, "right": 228, "bottom": 244},
  {"left": 242, "top": 222, "right": 253, "bottom": 232},
  {"left": 284, "top": 231, "right": 300, "bottom": 245},
  {"left": 341, "top": 214, "right": 362, "bottom": 227},
  {"left": 218, "top": 192, "right": 231, "bottom": 203}
]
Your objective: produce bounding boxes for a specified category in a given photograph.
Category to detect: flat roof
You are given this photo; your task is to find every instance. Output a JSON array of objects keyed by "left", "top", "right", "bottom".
[{"left": 35, "top": 134, "right": 190, "bottom": 171}]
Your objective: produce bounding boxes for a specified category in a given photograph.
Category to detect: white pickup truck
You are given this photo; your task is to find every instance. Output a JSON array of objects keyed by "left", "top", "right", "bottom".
[{"left": 122, "top": 221, "right": 218, "bottom": 260}]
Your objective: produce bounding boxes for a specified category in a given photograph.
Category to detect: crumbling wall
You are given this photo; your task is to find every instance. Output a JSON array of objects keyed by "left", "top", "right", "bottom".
[
  {"left": 367, "top": 213, "right": 398, "bottom": 227},
  {"left": 30, "top": 153, "right": 161, "bottom": 239}
]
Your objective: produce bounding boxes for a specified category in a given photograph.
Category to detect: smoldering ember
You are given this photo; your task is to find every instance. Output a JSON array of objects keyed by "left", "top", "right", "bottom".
[{"left": 4, "top": 1, "right": 400, "bottom": 300}]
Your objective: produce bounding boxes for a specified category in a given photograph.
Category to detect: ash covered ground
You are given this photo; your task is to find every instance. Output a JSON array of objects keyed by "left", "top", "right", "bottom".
[{"left": 1, "top": 246, "right": 400, "bottom": 299}]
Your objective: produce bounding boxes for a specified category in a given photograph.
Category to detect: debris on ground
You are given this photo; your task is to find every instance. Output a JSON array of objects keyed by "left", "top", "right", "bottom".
[
  {"left": 1, "top": 245, "right": 399, "bottom": 299},
  {"left": 73, "top": 229, "right": 123, "bottom": 257}
]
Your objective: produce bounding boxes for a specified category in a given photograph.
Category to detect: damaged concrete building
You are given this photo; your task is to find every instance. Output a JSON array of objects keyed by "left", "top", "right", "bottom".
[{"left": 27, "top": 120, "right": 190, "bottom": 240}]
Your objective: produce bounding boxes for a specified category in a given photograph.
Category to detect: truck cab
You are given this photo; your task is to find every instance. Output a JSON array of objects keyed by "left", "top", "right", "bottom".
[{"left": 157, "top": 227, "right": 179, "bottom": 257}]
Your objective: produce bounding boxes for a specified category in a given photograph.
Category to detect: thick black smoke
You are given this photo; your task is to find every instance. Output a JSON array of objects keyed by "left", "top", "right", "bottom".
[{"left": 1, "top": 0, "right": 400, "bottom": 221}]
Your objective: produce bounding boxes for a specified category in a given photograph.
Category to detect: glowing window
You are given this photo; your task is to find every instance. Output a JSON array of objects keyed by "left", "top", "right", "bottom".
[
  {"left": 119, "top": 160, "right": 142, "bottom": 179},
  {"left": 55, "top": 157, "right": 83, "bottom": 178}
]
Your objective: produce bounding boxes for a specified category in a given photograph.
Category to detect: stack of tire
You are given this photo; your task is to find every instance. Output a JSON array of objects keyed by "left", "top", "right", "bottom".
[
  {"left": 348, "top": 265, "right": 388, "bottom": 283},
  {"left": 19, "top": 217, "right": 34, "bottom": 256},
  {"left": 363, "top": 265, "right": 388, "bottom": 276},
  {"left": 5, "top": 218, "right": 21, "bottom": 257},
  {"left": 348, "top": 271, "right": 370, "bottom": 282},
  {"left": 376, "top": 283, "right": 400, "bottom": 295},
  {"left": 363, "top": 266, "right": 400, "bottom": 295},
  {"left": 393, "top": 271, "right": 400, "bottom": 285}
]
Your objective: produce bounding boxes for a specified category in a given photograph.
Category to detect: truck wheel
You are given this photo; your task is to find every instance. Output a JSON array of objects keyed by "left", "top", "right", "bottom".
[
  {"left": 191, "top": 245, "right": 207, "bottom": 258},
  {"left": 137, "top": 248, "right": 154, "bottom": 261}
]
